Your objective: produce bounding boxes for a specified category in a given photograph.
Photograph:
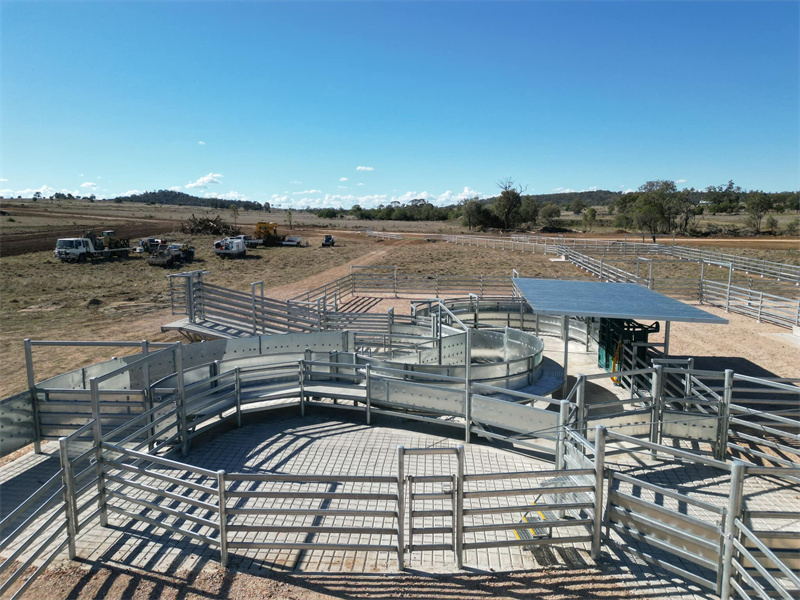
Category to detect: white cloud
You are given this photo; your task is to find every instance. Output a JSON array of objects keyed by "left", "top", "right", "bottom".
[
  {"left": 205, "top": 190, "right": 250, "bottom": 201},
  {"left": 356, "top": 166, "right": 374, "bottom": 171},
  {"left": 586, "top": 186, "right": 598, "bottom": 192},
  {"left": 169, "top": 186, "right": 183, "bottom": 191},
  {"left": 339, "top": 177, "right": 348, "bottom": 182},
  {"left": 676, "top": 179, "right": 687, "bottom": 184},
  {"left": 553, "top": 187, "right": 576, "bottom": 193},
  {"left": 357, "top": 182, "right": 365, "bottom": 186},
  {"left": 12, "top": 185, "right": 56, "bottom": 197},
  {"left": 122, "top": 189, "right": 143, "bottom": 196},
  {"left": 186, "top": 172, "right": 223, "bottom": 189},
  {"left": 337, "top": 186, "right": 348, "bottom": 189},
  {"left": 292, "top": 189, "right": 322, "bottom": 195},
  {"left": 0, "top": 188, "right": 13, "bottom": 196},
  {"left": 198, "top": 141, "right": 206, "bottom": 145},
  {"left": 435, "top": 187, "right": 481, "bottom": 205},
  {"left": 80, "top": 182, "right": 97, "bottom": 189},
  {"left": 288, "top": 180, "right": 302, "bottom": 185},
  {"left": 0, "top": 178, "right": 7, "bottom": 182}
]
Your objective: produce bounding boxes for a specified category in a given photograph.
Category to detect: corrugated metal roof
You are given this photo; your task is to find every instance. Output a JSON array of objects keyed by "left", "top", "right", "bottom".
[{"left": 513, "top": 279, "right": 728, "bottom": 324}]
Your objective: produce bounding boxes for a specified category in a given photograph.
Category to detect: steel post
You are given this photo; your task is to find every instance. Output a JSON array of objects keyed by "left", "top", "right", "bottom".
[
  {"left": 719, "top": 461, "right": 745, "bottom": 599},
  {"left": 397, "top": 446, "right": 405, "bottom": 570},
  {"left": 235, "top": 367, "right": 242, "bottom": 427},
  {"left": 176, "top": 344, "right": 189, "bottom": 457},
  {"left": 456, "top": 444, "right": 464, "bottom": 569},
  {"left": 217, "top": 470, "right": 228, "bottom": 568},
  {"left": 23, "top": 339, "right": 41, "bottom": 453},
  {"left": 58, "top": 437, "right": 77, "bottom": 560},
  {"left": 90, "top": 377, "right": 108, "bottom": 527},
  {"left": 464, "top": 328, "right": 472, "bottom": 443},
  {"left": 716, "top": 369, "right": 734, "bottom": 461},
  {"left": 365, "top": 365, "right": 372, "bottom": 424},
  {"left": 592, "top": 426, "right": 606, "bottom": 560}
]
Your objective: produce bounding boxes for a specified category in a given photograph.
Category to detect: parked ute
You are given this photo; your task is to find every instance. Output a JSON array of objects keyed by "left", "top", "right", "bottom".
[
  {"left": 282, "top": 235, "right": 303, "bottom": 247},
  {"left": 214, "top": 237, "right": 247, "bottom": 258},
  {"left": 233, "top": 234, "right": 263, "bottom": 248}
]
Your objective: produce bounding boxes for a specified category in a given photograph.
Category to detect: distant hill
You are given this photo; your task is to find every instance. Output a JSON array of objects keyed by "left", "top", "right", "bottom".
[{"left": 110, "top": 190, "right": 269, "bottom": 212}]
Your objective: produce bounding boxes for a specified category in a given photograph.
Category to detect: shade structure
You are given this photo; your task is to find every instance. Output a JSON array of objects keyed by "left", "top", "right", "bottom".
[{"left": 512, "top": 279, "right": 728, "bottom": 324}]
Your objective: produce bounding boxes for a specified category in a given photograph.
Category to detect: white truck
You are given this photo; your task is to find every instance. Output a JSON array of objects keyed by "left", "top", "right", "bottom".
[
  {"left": 54, "top": 232, "right": 130, "bottom": 262},
  {"left": 213, "top": 237, "right": 247, "bottom": 258}
]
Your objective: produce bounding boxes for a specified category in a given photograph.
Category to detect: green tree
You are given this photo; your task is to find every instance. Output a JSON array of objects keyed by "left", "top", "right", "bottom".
[
  {"left": 582, "top": 207, "right": 597, "bottom": 232},
  {"left": 229, "top": 203, "right": 240, "bottom": 227},
  {"left": 285, "top": 209, "right": 293, "bottom": 229},
  {"left": 745, "top": 191, "right": 773, "bottom": 233},
  {"left": 520, "top": 196, "right": 539, "bottom": 225},
  {"left": 461, "top": 198, "right": 481, "bottom": 230},
  {"left": 492, "top": 178, "right": 524, "bottom": 230},
  {"left": 569, "top": 197, "right": 586, "bottom": 215},
  {"left": 540, "top": 204, "right": 561, "bottom": 228}
]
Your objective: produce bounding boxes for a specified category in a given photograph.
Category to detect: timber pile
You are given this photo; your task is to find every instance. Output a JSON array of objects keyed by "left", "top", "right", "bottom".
[{"left": 180, "top": 215, "right": 241, "bottom": 236}]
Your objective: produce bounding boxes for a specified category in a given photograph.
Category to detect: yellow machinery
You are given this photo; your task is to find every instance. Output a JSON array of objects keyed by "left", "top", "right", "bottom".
[{"left": 254, "top": 222, "right": 284, "bottom": 246}]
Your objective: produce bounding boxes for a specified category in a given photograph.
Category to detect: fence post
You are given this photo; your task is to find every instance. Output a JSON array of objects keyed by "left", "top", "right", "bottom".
[
  {"left": 90, "top": 377, "right": 108, "bottom": 527},
  {"left": 725, "top": 263, "right": 733, "bottom": 312},
  {"left": 592, "top": 426, "right": 606, "bottom": 560},
  {"left": 650, "top": 365, "right": 663, "bottom": 453},
  {"left": 58, "top": 437, "right": 77, "bottom": 560},
  {"left": 235, "top": 367, "right": 242, "bottom": 427},
  {"left": 365, "top": 365, "right": 372, "bottom": 425},
  {"left": 699, "top": 260, "right": 706, "bottom": 304},
  {"left": 176, "top": 344, "right": 189, "bottom": 457},
  {"left": 187, "top": 275, "right": 196, "bottom": 322},
  {"left": 24, "top": 339, "right": 42, "bottom": 454},
  {"left": 455, "top": 444, "right": 464, "bottom": 569},
  {"left": 716, "top": 369, "right": 734, "bottom": 461},
  {"left": 397, "top": 446, "right": 405, "bottom": 570},
  {"left": 464, "top": 327, "right": 472, "bottom": 443},
  {"left": 217, "top": 470, "right": 228, "bottom": 568},
  {"left": 576, "top": 375, "right": 587, "bottom": 437},
  {"left": 250, "top": 282, "right": 258, "bottom": 335},
  {"left": 556, "top": 400, "right": 570, "bottom": 470},
  {"left": 299, "top": 359, "right": 306, "bottom": 417},
  {"left": 756, "top": 292, "right": 763, "bottom": 323},
  {"left": 719, "top": 460, "right": 745, "bottom": 599}
]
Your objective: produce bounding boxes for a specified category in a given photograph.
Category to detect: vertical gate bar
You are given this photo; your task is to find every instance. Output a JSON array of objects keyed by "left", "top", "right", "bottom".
[
  {"left": 176, "top": 344, "right": 189, "bottom": 457},
  {"left": 716, "top": 369, "right": 733, "bottom": 461},
  {"left": 556, "top": 400, "right": 570, "bottom": 470},
  {"left": 576, "top": 376, "right": 586, "bottom": 438},
  {"left": 235, "top": 367, "right": 242, "bottom": 428},
  {"left": 407, "top": 476, "right": 414, "bottom": 554},
  {"left": 58, "top": 437, "right": 77, "bottom": 560},
  {"left": 217, "top": 470, "right": 228, "bottom": 568},
  {"left": 365, "top": 365, "right": 372, "bottom": 425},
  {"left": 591, "top": 426, "right": 605, "bottom": 560},
  {"left": 397, "top": 446, "right": 405, "bottom": 570},
  {"left": 650, "top": 365, "right": 663, "bottom": 454},
  {"left": 90, "top": 377, "right": 108, "bottom": 527},
  {"left": 464, "top": 327, "right": 472, "bottom": 443},
  {"left": 24, "top": 339, "right": 42, "bottom": 454},
  {"left": 719, "top": 461, "right": 745, "bottom": 599},
  {"left": 141, "top": 340, "right": 155, "bottom": 450},
  {"left": 299, "top": 360, "right": 306, "bottom": 417},
  {"left": 456, "top": 444, "right": 464, "bottom": 569}
]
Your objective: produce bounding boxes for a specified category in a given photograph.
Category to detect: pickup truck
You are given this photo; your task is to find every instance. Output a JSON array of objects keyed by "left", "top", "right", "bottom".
[
  {"left": 214, "top": 237, "right": 247, "bottom": 258},
  {"left": 234, "top": 234, "right": 263, "bottom": 248}
]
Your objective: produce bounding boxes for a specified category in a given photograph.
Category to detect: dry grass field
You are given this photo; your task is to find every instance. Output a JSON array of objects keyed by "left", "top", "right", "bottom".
[{"left": 1, "top": 199, "right": 798, "bottom": 399}]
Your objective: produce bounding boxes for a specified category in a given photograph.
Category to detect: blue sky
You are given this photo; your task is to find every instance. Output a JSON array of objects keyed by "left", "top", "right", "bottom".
[{"left": 1, "top": 1, "right": 798, "bottom": 208}]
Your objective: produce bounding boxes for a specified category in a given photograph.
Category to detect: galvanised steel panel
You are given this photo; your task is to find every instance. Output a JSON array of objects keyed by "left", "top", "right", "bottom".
[
  {"left": 564, "top": 442, "right": 594, "bottom": 471},
  {"left": 0, "top": 391, "right": 36, "bottom": 456},
  {"left": 369, "top": 378, "right": 465, "bottom": 415},
  {"left": 471, "top": 394, "right": 558, "bottom": 438},
  {"left": 513, "top": 279, "right": 728, "bottom": 323},
  {"left": 610, "top": 493, "right": 721, "bottom": 564},
  {"left": 587, "top": 412, "right": 650, "bottom": 439},
  {"left": 661, "top": 411, "right": 719, "bottom": 442}
]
